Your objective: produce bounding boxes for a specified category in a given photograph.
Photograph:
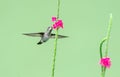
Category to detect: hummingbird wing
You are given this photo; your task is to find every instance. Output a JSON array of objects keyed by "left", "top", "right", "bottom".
[
  {"left": 23, "top": 32, "right": 44, "bottom": 37},
  {"left": 50, "top": 34, "right": 68, "bottom": 39}
]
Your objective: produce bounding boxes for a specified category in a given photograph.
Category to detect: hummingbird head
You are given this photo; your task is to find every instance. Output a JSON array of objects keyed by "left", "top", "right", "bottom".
[
  {"left": 47, "top": 26, "right": 53, "bottom": 31},
  {"left": 46, "top": 26, "right": 53, "bottom": 35}
]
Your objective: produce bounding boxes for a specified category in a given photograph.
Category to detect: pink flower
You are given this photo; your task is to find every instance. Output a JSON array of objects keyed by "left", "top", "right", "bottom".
[
  {"left": 100, "top": 57, "right": 111, "bottom": 68},
  {"left": 52, "top": 20, "right": 64, "bottom": 29},
  {"left": 52, "top": 16, "right": 57, "bottom": 22}
]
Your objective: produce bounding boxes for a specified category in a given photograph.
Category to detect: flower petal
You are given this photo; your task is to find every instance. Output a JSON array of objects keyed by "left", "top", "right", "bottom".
[{"left": 52, "top": 16, "right": 57, "bottom": 22}]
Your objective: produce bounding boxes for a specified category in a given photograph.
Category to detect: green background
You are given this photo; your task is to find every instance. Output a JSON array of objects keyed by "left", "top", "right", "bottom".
[{"left": 0, "top": 0, "right": 119, "bottom": 77}]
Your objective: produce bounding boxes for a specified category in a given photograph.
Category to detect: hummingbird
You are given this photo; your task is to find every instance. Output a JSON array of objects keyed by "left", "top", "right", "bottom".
[{"left": 23, "top": 26, "right": 68, "bottom": 45}]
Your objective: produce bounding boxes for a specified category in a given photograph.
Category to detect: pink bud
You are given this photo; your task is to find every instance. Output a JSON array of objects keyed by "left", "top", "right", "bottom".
[
  {"left": 100, "top": 57, "right": 111, "bottom": 68},
  {"left": 52, "top": 16, "right": 57, "bottom": 22}
]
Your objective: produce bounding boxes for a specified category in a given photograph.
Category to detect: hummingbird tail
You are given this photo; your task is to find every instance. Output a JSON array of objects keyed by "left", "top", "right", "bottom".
[{"left": 37, "top": 41, "right": 42, "bottom": 45}]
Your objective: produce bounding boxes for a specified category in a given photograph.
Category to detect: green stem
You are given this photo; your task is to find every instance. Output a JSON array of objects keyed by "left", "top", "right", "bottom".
[
  {"left": 57, "top": 0, "right": 60, "bottom": 19},
  {"left": 51, "top": 29, "right": 58, "bottom": 77},
  {"left": 101, "top": 71, "right": 105, "bottom": 77},
  {"left": 103, "top": 14, "right": 112, "bottom": 76},
  {"left": 105, "top": 14, "right": 112, "bottom": 57},
  {"left": 100, "top": 14, "right": 112, "bottom": 77},
  {"left": 100, "top": 37, "right": 107, "bottom": 73},
  {"left": 100, "top": 38, "right": 107, "bottom": 58},
  {"left": 51, "top": 0, "right": 60, "bottom": 77}
]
